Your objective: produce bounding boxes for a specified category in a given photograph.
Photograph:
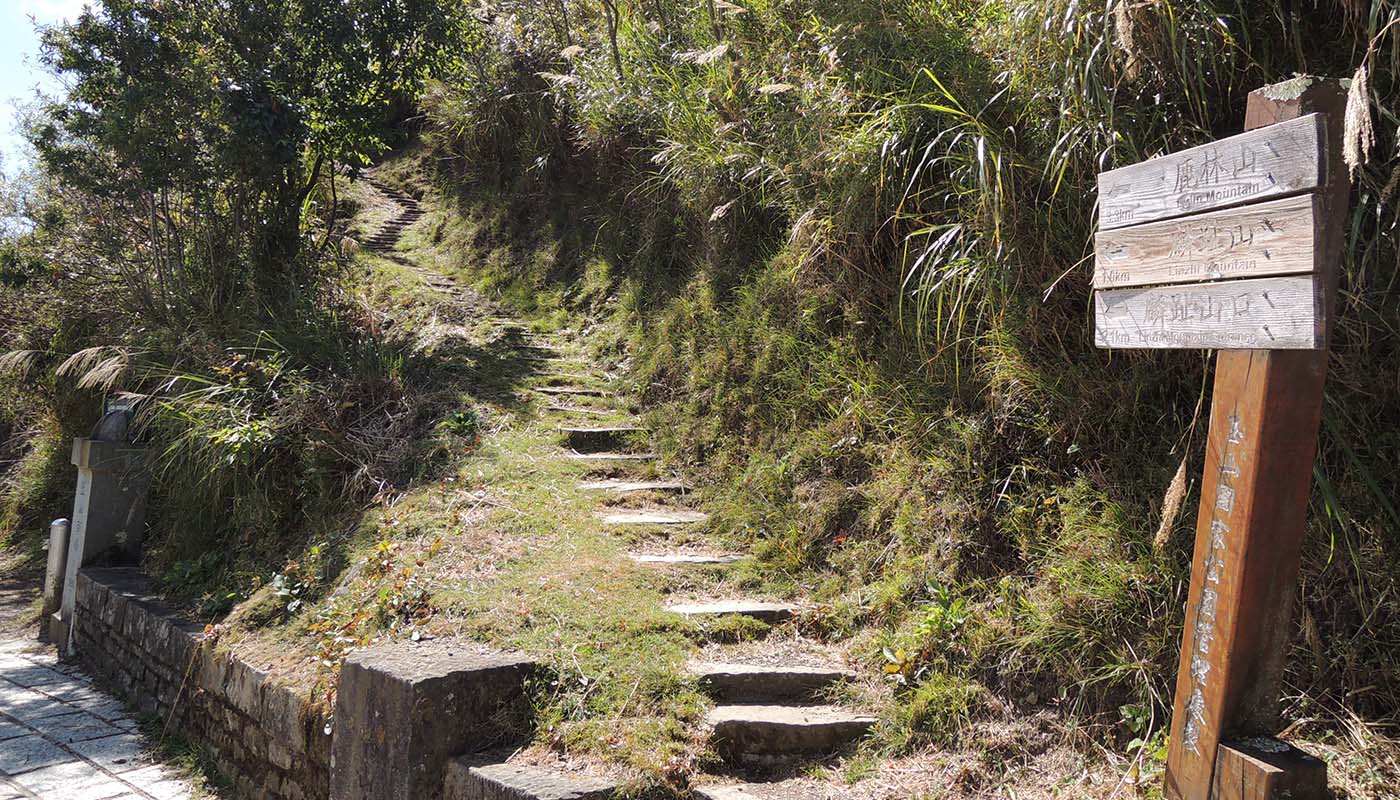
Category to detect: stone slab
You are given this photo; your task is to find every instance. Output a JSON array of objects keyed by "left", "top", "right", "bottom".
[
  {"left": 0, "top": 734, "right": 73, "bottom": 775},
  {"left": 689, "top": 662, "right": 852, "bottom": 703},
  {"left": 565, "top": 453, "right": 655, "bottom": 463},
  {"left": 545, "top": 405, "right": 612, "bottom": 418},
  {"left": 628, "top": 554, "right": 742, "bottom": 566},
  {"left": 597, "top": 511, "right": 707, "bottom": 526},
  {"left": 580, "top": 480, "right": 689, "bottom": 494},
  {"left": 694, "top": 786, "right": 763, "bottom": 800},
  {"left": 666, "top": 602, "right": 803, "bottom": 625},
  {"left": 559, "top": 427, "right": 645, "bottom": 454},
  {"left": 331, "top": 640, "right": 538, "bottom": 800},
  {"left": 706, "top": 705, "right": 876, "bottom": 761},
  {"left": 26, "top": 712, "right": 124, "bottom": 744},
  {"left": 534, "top": 387, "right": 609, "bottom": 398},
  {"left": 443, "top": 759, "right": 617, "bottom": 800}
]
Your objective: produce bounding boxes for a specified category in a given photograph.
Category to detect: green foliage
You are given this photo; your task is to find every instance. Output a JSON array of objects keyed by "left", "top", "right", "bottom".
[
  {"left": 417, "top": 0, "right": 1400, "bottom": 775},
  {"left": 32, "top": 0, "right": 465, "bottom": 316}
]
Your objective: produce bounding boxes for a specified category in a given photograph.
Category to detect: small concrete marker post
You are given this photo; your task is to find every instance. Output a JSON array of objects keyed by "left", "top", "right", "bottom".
[
  {"left": 41, "top": 518, "right": 69, "bottom": 642},
  {"left": 1093, "top": 77, "right": 1347, "bottom": 800}
]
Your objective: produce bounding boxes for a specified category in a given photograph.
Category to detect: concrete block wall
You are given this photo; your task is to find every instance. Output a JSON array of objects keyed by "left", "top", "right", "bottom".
[{"left": 72, "top": 567, "right": 332, "bottom": 800}]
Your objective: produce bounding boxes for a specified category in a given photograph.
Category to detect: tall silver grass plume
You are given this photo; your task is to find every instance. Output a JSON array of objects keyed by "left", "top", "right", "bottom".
[
  {"left": 1343, "top": 63, "right": 1375, "bottom": 182},
  {"left": 1153, "top": 454, "right": 1189, "bottom": 552},
  {"left": 0, "top": 350, "right": 40, "bottom": 378},
  {"left": 56, "top": 346, "right": 130, "bottom": 392}
]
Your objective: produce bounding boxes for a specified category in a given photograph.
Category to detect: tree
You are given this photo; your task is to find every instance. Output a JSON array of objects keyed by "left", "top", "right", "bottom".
[{"left": 30, "top": 0, "right": 464, "bottom": 320}]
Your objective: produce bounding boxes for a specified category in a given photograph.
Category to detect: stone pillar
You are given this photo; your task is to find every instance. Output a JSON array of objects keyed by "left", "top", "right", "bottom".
[{"left": 58, "top": 438, "right": 149, "bottom": 652}]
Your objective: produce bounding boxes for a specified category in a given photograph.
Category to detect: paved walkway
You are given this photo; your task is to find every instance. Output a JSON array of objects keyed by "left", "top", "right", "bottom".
[{"left": 0, "top": 639, "right": 197, "bottom": 799}]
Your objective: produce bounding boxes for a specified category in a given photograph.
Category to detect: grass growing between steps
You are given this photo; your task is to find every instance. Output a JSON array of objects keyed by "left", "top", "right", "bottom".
[{"left": 210, "top": 182, "right": 736, "bottom": 792}]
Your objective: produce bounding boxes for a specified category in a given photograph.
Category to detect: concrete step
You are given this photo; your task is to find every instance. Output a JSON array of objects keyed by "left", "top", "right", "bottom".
[
  {"left": 689, "top": 662, "right": 852, "bottom": 704},
  {"left": 630, "top": 553, "right": 741, "bottom": 566},
  {"left": 443, "top": 759, "right": 618, "bottom": 800},
  {"left": 597, "top": 510, "right": 707, "bottom": 526},
  {"left": 665, "top": 601, "right": 803, "bottom": 625},
  {"left": 581, "top": 479, "right": 688, "bottom": 494},
  {"left": 546, "top": 404, "right": 614, "bottom": 418},
  {"left": 566, "top": 452, "right": 656, "bottom": 463},
  {"left": 534, "top": 387, "right": 608, "bottom": 397},
  {"left": 694, "top": 782, "right": 829, "bottom": 800},
  {"left": 706, "top": 705, "right": 876, "bottom": 762},
  {"left": 560, "top": 426, "right": 646, "bottom": 453}
]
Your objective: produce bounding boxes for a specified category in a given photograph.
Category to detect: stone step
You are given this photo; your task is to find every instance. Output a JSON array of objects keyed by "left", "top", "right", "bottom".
[
  {"left": 629, "top": 553, "right": 742, "bottom": 566},
  {"left": 560, "top": 426, "right": 646, "bottom": 453},
  {"left": 566, "top": 452, "right": 656, "bottom": 463},
  {"left": 689, "top": 662, "right": 852, "bottom": 703},
  {"left": 694, "top": 783, "right": 829, "bottom": 800},
  {"left": 665, "top": 601, "right": 803, "bottom": 624},
  {"left": 706, "top": 705, "right": 876, "bottom": 762},
  {"left": 694, "top": 786, "right": 768, "bottom": 800},
  {"left": 597, "top": 510, "right": 707, "bottom": 526},
  {"left": 580, "top": 479, "right": 688, "bottom": 494},
  {"left": 546, "top": 404, "right": 614, "bottom": 418},
  {"left": 443, "top": 759, "right": 618, "bottom": 800},
  {"left": 536, "top": 387, "right": 610, "bottom": 398}
]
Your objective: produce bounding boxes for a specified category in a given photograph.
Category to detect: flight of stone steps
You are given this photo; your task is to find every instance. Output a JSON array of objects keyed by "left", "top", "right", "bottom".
[
  {"left": 361, "top": 177, "right": 426, "bottom": 251},
  {"left": 439, "top": 323, "right": 874, "bottom": 800}
]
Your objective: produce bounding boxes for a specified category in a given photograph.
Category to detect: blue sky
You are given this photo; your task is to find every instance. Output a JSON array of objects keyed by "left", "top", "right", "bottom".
[{"left": 0, "top": 0, "right": 91, "bottom": 174}]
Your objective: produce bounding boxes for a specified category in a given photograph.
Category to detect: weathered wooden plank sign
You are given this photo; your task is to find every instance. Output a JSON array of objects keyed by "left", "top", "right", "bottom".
[
  {"left": 1095, "top": 276, "right": 1322, "bottom": 350},
  {"left": 1091, "top": 77, "right": 1348, "bottom": 800},
  {"left": 1094, "top": 114, "right": 1329, "bottom": 351},
  {"left": 1094, "top": 193, "right": 1322, "bottom": 289},
  {"left": 1097, "top": 113, "right": 1325, "bottom": 230}
]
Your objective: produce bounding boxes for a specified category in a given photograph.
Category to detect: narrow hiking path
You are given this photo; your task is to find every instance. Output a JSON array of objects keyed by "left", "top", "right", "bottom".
[{"left": 348, "top": 175, "right": 883, "bottom": 799}]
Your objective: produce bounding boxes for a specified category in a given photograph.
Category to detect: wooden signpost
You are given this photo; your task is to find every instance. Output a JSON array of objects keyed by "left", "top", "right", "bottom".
[{"left": 1093, "top": 78, "right": 1348, "bottom": 800}]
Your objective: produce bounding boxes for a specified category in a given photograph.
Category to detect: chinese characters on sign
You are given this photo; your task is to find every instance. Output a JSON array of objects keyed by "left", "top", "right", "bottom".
[{"left": 1180, "top": 414, "right": 1246, "bottom": 755}]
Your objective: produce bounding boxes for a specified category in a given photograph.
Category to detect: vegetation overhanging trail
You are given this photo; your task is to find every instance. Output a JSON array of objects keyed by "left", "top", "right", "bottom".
[{"left": 0, "top": 0, "right": 1398, "bottom": 798}]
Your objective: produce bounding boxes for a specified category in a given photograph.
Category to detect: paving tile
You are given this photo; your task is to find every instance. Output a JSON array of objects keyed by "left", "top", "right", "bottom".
[
  {"left": 64, "top": 697, "right": 131, "bottom": 723},
  {"left": 69, "top": 734, "right": 154, "bottom": 774},
  {"left": 28, "top": 712, "right": 124, "bottom": 744},
  {"left": 1, "top": 666, "right": 70, "bottom": 689},
  {"left": 0, "top": 734, "right": 75, "bottom": 775},
  {"left": 0, "top": 716, "right": 30, "bottom": 741},
  {"left": 16, "top": 759, "right": 121, "bottom": 797},
  {"left": 28, "top": 678, "right": 94, "bottom": 700},
  {"left": 140, "top": 779, "right": 194, "bottom": 800},
  {"left": 35, "top": 776, "right": 133, "bottom": 800},
  {"left": 1, "top": 692, "right": 90, "bottom": 723},
  {"left": 44, "top": 683, "right": 102, "bottom": 703}
]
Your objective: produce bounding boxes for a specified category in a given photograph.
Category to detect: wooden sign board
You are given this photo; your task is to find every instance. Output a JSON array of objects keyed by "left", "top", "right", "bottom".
[
  {"left": 1093, "top": 113, "right": 1329, "bottom": 352},
  {"left": 1095, "top": 276, "right": 1323, "bottom": 350},
  {"left": 1097, "top": 77, "right": 1348, "bottom": 800},
  {"left": 1097, "top": 114, "right": 1325, "bottom": 230},
  {"left": 1094, "top": 194, "right": 1322, "bottom": 289}
]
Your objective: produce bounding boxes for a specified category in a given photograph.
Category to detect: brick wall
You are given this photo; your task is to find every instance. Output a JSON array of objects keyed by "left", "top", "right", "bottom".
[{"left": 72, "top": 567, "right": 332, "bottom": 800}]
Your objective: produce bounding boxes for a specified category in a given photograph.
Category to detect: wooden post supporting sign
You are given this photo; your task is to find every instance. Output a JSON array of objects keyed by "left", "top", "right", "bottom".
[{"left": 1093, "top": 77, "right": 1348, "bottom": 800}]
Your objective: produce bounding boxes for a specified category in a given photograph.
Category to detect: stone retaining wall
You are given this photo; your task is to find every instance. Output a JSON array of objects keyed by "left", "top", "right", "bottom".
[{"left": 71, "top": 567, "right": 332, "bottom": 800}]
